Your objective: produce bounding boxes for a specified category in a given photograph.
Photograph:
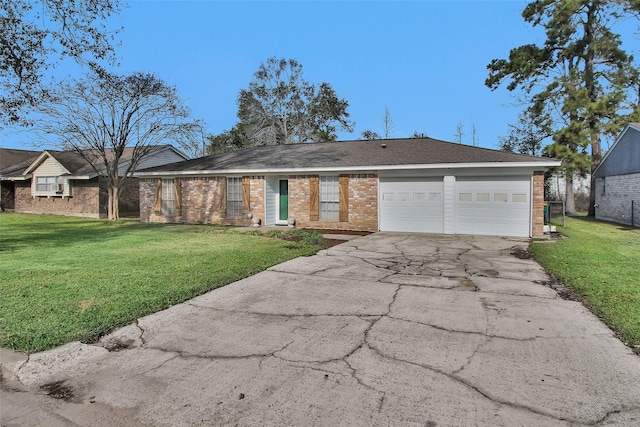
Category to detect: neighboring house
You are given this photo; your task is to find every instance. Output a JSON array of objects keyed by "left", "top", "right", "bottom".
[
  {"left": 0, "top": 145, "right": 188, "bottom": 218},
  {"left": 0, "top": 148, "right": 41, "bottom": 211},
  {"left": 136, "top": 138, "right": 560, "bottom": 238},
  {"left": 593, "top": 123, "right": 640, "bottom": 227}
]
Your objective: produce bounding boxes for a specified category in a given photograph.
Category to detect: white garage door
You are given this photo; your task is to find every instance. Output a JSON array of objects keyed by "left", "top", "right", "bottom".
[
  {"left": 380, "top": 178, "right": 444, "bottom": 233},
  {"left": 455, "top": 176, "right": 530, "bottom": 237}
]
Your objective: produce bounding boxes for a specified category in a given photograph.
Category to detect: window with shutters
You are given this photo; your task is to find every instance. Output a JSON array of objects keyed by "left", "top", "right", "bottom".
[
  {"left": 227, "top": 177, "right": 243, "bottom": 218},
  {"left": 161, "top": 179, "right": 175, "bottom": 215},
  {"left": 320, "top": 176, "right": 339, "bottom": 220}
]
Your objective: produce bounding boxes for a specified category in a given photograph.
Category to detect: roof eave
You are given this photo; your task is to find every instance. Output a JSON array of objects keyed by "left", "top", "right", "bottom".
[
  {"left": 135, "top": 161, "right": 561, "bottom": 178},
  {"left": 0, "top": 174, "right": 32, "bottom": 181}
]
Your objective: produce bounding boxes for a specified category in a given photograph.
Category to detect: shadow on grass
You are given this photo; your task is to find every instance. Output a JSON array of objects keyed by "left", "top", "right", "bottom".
[
  {"left": 567, "top": 214, "right": 639, "bottom": 232},
  {"left": 0, "top": 215, "right": 185, "bottom": 252}
]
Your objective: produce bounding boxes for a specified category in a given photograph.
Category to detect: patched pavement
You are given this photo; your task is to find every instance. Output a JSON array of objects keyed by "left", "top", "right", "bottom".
[{"left": 2, "top": 233, "right": 640, "bottom": 426}]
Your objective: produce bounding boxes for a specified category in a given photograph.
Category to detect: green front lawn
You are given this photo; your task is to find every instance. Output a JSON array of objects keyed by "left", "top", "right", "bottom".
[
  {"left": 531, "top": 216, "right": 640, "bottom": 354},
  {"left": 0, "top": 214, "right": 322, "bottom": 353}
]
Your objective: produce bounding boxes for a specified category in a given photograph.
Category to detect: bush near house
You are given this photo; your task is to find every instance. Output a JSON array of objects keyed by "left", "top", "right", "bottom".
[
  {"left": 531, "top": 216, "right": 640, "bottom": 354},
  {"left": 0, "top": 214, "right": 323, "bottom": 353}
]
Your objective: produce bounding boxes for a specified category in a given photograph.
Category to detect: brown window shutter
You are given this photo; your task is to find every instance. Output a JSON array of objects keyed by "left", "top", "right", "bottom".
[
  {"left": 242, "top": 177, "right": 250, "bottom": 214},
  {"left": 309, "top": 176, "right": 319, "bottom": 221},
  {"left": 218, "top": 177, "right": 227, "bottom": 218},
  {"left": 153, "top": 179, "right": 161, "bottom": 213},
  {"left": 173, "top": 178, "right": 181, "bottom": 210},
  {"left": 339, "top": 175, "right": 349, "bottom": 222}
]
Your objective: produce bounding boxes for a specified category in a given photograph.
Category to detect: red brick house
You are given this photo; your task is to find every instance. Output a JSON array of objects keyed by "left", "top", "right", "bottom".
[
  {"left": 0, "top": 145, "right": 187, "bottom": 218},
  {"left": 136, "top": 138, "right": 560, "bottom": 237},
  {"left": 0, "top": 148, "right": 41, "bottom": 212}
]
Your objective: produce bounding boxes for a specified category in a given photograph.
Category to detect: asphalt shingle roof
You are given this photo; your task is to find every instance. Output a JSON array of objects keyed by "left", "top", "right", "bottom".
[
  {"left": 0, "top": 149, "right": 41, "bottom": 177},
  {"left": 140, "top": 137, "right": 552, "bottom": 174},
  {"left": 1, "top": 145, "right": 176, "bottom": 178}
]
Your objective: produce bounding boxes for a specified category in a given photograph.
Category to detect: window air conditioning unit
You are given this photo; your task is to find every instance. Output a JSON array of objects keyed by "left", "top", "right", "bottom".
[{"left": 53, "top": 183, "right": 63, "bottom": 193}]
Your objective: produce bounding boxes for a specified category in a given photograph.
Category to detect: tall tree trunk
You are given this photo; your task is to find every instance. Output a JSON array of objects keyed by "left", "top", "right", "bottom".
[
  {"left": 565, "top": 175, "right": 577, "bottom": 215},
  {"left": 588, "top": 128, "right": 601, "bottom": 216},
  {"left": 108, "top": 185, "right": 120, "bottom": 220},
  {"left": 584, "top": 3, "right": 600, "bottom": 217}
]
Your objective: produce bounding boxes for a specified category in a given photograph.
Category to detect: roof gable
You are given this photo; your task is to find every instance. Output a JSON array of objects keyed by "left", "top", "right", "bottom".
[
  {"left": 15, "top": 145, "right": 186, "bottom": 179},
  {"left": 593, "top": 123, "right": 640, "bottom": 178},
  {"left": 138, "top": 137, "right": 559, "bottom": 176},
  {"left": 24, "top": 151, "right": 73, "bottom": 176}
]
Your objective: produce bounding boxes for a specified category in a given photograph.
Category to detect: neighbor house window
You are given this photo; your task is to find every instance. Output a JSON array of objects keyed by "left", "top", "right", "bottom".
[
  {"left": 36, "top": 176, "right": 59, "bottom": 193},
  {"left": 320, "top": 176, "right": 339, "bottom": 220},
  {"left": 227, "top": 177, "right": 242, "bottom": 218},
  {"left": 602, "top": 177, "right": 606, "bottom": 194},
  {"left": 161, "top": 179, "right": 175, "bottom": 215}
]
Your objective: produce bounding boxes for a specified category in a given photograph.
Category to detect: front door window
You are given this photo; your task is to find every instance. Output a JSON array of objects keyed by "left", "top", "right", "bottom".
[{"left": 279, "top": 180, "right": 288, "bottom": 221}]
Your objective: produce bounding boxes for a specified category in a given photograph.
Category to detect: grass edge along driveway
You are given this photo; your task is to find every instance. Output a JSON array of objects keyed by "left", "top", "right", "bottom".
[
  {"left": 530, "top": 216, "right": 640, "bottom": 355},
  {"left": 0, "top": 214, "right": 323, "bottom": 353}
]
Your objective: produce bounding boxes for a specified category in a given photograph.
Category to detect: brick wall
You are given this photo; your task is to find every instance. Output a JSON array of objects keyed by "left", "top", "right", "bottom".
[
  {"left": 1, "top": 181, "right": 15, "bottom": 211},
  {"left": 532, "top": 171, "right": 545, "bottom": 237},
  {"left": 141, "top": 177, "right": 263, "bottom": 226},
  {"left": 595, "top": 173, "right": 640, "bottom": 227},
  {"left": 14, "top": 178, "right": 101, "bottom": 218},
  {"left": 289, "top": 174, "right": 378, "bottom": 231},
  {"left": 248, "top": 176, "right": 265, "bottom": 225},
  {"left": 118, "top": 177, "right": 141, "bottom": 217},
  {"left": 142, "top": 174, "right": 378, "bottom": 231}
]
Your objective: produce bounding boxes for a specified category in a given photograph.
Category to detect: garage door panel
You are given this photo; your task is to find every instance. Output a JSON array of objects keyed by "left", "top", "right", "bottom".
[
  {"left": 380, "top": 178, "right": 443, "bottom": 233},
  {"left": 455, "top": 177, "right": 530, "bottom": 237}
]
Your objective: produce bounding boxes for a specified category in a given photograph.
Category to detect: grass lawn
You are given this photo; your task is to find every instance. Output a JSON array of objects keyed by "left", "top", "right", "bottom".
[
  {"left": 0, "top": 214, "right": 323, "bottom": 353},
  {"left": 530, "top": 216, "right": 640, "bottom": 354}
]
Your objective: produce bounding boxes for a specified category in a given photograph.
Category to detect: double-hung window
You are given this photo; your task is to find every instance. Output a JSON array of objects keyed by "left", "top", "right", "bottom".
[
  {"left": 227, "top": 177, "right": 243, "bottom": 218},
  {"left": 320, "top": 176, "right": 339, "bottom": 220},
  {"left": 36, "top": 176, "right": 58, "bottom": 192},
  {"left": 34, "top": 176, "right": 64, "bottom": 196},
  {"left": 161, "top": 179, "right": 175, "bottom": 215}
]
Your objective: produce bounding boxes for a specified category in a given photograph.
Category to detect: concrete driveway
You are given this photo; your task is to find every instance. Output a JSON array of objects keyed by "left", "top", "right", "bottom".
[{"left": 2, "top": 233, "right": 640, "bottom": 426}]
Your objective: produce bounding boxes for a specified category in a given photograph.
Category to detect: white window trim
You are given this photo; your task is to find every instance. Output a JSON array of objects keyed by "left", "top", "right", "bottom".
[
  {"left": 161, "top": 179, "right": 175, "bottom": 216},
  {"left": 320, "top": 176, "right": 339, "bottom": 221},
  {"left": 227, "top": 177, "right": 243, "bottom": 218},
  {"left": 32, "top": 176, "right": 70, "bottom": 197}
]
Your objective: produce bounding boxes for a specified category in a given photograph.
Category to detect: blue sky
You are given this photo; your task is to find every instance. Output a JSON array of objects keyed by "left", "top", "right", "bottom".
[{"left": 3, "top": 1, "right": 555, "bottom": 151}]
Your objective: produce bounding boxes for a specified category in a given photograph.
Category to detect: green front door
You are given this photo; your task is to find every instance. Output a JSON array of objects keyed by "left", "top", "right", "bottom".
[{"left": 279, "top": 180, "right": 288, "bottom": 221}]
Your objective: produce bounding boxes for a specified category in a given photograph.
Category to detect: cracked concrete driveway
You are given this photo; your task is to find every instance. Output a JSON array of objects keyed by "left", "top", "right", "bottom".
[{"left": 2, "top": 233, "right": 640, "bottom": 426}]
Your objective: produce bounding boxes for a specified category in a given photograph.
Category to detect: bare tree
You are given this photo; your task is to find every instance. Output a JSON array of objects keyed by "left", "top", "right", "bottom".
[
  {"left": 454, "top": 122, "right": 464, "bottom": 144},
  {"left": 0, "top": 0, "right": 123, "bottom": 125},
  {"left": 470, "top": 122, "right": 479, "bottom": 146},
  {"left": 382, "top": 106, "right": 394, "bottom": 138},
  {"left": 36, "top": 69, "right": 202, "bottom": 220}
]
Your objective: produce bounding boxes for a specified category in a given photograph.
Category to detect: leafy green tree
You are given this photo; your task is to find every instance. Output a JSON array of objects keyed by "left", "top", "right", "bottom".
[
  {"left": 486, "top": 0, "right": 640, "bottom": 215},
  {"left": 207, "top": 124, "right": 253, "bottom": 155},
  {"left": 0, "top": 0, "right": 122, "bottom": 125},
  {"left": 237, "top": 57, "right": 354, "bottom": 145},
  {"left": 361, "top": 130, "right": 381, "bottom": 140},
  {"left": 35, "top": 70, "right": 202, "bottom": 220},
  {"left": 499, "top": 107, "right": 551, "bottom": 156},
  {"left": 411, "top": 131, "right": 429, "bottom": 138}
]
